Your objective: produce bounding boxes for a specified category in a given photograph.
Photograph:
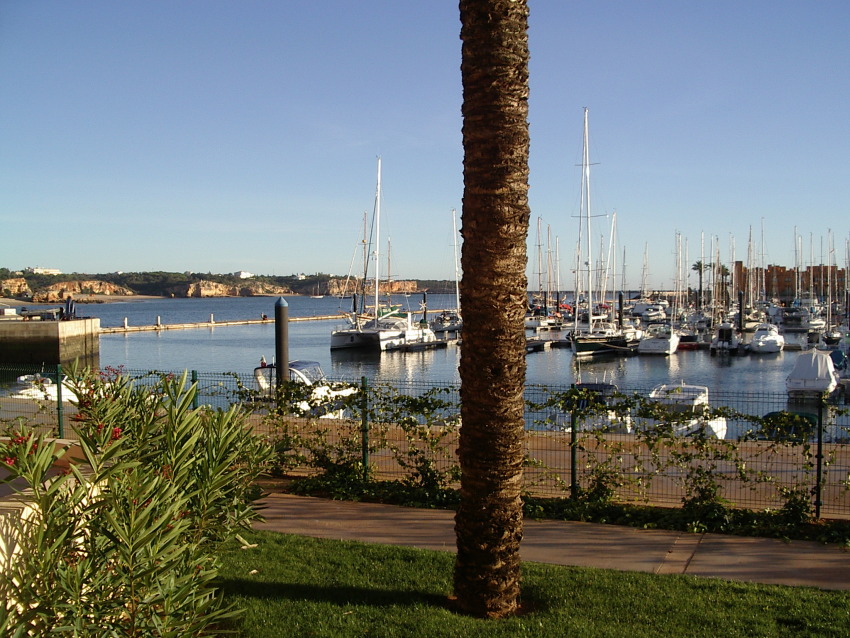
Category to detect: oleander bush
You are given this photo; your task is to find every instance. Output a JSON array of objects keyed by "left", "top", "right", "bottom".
[{"left": 0, "top": 369, "right": 271, "bottom": 637}]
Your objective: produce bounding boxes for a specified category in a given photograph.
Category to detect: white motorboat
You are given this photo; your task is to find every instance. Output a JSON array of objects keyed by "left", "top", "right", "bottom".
[
  {"left": 637, "top": 323, "right": 680, "bottom": 355},
  {"left": 5, "top": 373, "right": 79, "bottom": 404},
  {"left": 747, "top": 322, "right": 785, "bottom": 354},
  {"left": 638, "top": 383, "right": 728, "bottom": 439},
  {"left": 253, "top": 359, "right": 356, "bottom": 418},
  {"left": 785, "top": 351, "right": 841, "bottom": 401},
  {"left": 710, "top": 322, "right": 740, "bottom": 355}
]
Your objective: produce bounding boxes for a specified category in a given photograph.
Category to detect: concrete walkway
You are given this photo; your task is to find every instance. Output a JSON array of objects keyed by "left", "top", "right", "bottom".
[{"left": 255, "top": 493, "right": 850, "bottom": 591}]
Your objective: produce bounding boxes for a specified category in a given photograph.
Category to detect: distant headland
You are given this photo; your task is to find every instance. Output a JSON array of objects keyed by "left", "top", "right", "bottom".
[{"left": 0, "top": 268, "right": 455, "bottom": 304}]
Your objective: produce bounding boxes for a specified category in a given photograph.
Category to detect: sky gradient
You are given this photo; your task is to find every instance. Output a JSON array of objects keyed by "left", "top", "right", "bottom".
[{"left": 2, "top": 1, "right": 848, "bottom": 290}]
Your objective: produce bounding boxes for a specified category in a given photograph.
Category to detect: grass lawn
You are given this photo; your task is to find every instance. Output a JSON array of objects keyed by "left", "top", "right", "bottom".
[{"left": 217, "top": 530, "right": 850, "bottom": 637}]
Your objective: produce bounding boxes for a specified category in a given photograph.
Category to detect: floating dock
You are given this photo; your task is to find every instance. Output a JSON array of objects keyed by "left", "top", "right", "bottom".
[{"left": 99, "top": 314, "right": 344, "bottom": 334}]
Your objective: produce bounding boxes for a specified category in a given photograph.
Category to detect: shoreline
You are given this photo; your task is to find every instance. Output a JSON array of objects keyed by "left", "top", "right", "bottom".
[
  {"left": 0, "top": 294, "right": 310, "bottom": 307},
  {"left": 0, "top": 295, "right": 165, "bottom": 307}
]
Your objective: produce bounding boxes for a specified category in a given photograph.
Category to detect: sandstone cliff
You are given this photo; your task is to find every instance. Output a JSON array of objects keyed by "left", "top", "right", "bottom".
[
  {"left": 31, "top": 280, "right": 135, "bottom": 302},
  {"left": 169, "top": 280, "right": 292, "bottom": 298},
  {"left": 327, "top": 278, "right": 419, "bottom": 296},
  {"left": 1, "top": 278, "right": 32, "bottom": 298}
]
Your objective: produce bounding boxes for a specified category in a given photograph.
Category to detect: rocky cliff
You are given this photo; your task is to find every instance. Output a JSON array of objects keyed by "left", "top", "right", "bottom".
[
  {"left": 169, "top": 280, "right": 292, "bottom": 298},
  {"left": 31, "top": 280, "right": 135, "bottom": 302},
  {"left": 327, "top": 278, "right": 419, "bottom": 296},
  {"left": 1, "top": 278, "right": 32, "bottom": 298}
]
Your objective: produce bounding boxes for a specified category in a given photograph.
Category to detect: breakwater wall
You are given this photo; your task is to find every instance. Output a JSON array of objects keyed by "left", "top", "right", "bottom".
[{"left": 0, "top": 318, "right": 100, "bottom": 366}]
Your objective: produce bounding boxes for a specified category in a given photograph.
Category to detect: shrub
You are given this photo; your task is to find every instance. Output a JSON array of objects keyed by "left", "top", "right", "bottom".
[{"left": 0, "top": 369, "right": 271, "bottom": 636}]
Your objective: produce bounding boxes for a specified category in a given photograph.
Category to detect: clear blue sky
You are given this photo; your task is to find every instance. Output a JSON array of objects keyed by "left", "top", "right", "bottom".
[{"left": 2, "top": 1, "right": 848, "bottom": 290}]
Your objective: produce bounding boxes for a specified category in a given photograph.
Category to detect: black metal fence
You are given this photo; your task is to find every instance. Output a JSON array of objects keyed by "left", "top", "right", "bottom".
[{"left": 2, "top": 364, "right": 848, "bottom": 518}]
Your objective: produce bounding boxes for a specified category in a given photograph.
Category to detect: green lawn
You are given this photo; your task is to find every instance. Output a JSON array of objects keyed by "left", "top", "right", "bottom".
[{"left": 218, "top": 530, "right": 850, "bottom": 637}]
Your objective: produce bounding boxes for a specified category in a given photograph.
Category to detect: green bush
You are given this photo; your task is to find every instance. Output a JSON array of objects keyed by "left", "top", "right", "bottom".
[{"left": 0, "top": 369, "right": 271, "bottom": 636}]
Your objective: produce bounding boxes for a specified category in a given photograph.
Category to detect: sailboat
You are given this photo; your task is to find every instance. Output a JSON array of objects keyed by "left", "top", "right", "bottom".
[
  {"left": 330, "top": 158, "right": 438, "bottom": 351},
  {"left": 570, "top": 108, "right": 632, "bottom": 359},
  {"left": 431, "top": 208, "right": 463, "bottom": 336}
]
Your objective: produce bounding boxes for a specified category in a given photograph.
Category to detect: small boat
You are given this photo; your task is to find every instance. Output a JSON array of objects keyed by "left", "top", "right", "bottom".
[
  {"left": 4, "top": 373, "right": 78, "bottom": 404},
  {"left": 821, "top": 325, "right": 843, "bottom": 347},
  {"left": 638, "top": 383, "right": 727, "bottom": 439},
  {"left": 710, "top": 322, "right": 740, "bottom": 355},
  {"left": 546, "top": 382, "right": 631, "bottom": 434},
  {"left": 430, "top": 310, "right": 463, "bottom": 335},
  {"left": 785, "top": 351, "right": 841, "bottom": 401},
  {"left": 637, "top": 323, "right": 680, "bottom": 355},
  {"left": 747, "top": 322, "right": 785, "bottom": 354},
  {"left": 253, "top": 359, "right": 356, "bottom": 418}
]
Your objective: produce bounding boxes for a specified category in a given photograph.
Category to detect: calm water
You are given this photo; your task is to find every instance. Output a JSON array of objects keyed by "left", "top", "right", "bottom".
[{"left": 69, "top": 295, "right": 816, "bottom": 398}]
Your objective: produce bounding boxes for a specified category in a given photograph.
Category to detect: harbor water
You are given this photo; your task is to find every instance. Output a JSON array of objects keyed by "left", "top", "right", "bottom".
[{"left": 72, "top": 294, "right": 818, "bottom": 397}]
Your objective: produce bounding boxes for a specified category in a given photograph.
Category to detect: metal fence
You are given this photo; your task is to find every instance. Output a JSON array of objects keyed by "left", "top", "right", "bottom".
[{"left": 2, "top": 364, "right": 848, "bottom": 518}]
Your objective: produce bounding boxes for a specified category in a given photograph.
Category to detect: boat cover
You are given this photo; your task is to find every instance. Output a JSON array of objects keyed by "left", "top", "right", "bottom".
[{"left": 786, "top": 351, "right": 837, "bottom": 391}]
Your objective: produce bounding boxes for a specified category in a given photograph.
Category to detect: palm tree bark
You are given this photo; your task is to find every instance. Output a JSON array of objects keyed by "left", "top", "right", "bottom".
[{"left": 454, "top": 0, "right": 530, "bottom": 619}]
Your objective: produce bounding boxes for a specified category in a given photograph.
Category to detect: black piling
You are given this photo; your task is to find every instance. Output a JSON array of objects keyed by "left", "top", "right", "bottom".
[{"left": 275, "top": 297, "right": 289, "bottom": 389}]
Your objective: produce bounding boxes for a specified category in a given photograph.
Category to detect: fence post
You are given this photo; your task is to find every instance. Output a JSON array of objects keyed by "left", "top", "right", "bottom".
[
  {"left": 55, "top": 363, "right": 65, "bottom": 438},
  {"left": 570, "top": 384, "right": 578, "bottom": 500},
  {"left": 191, "top": 370, "right": 199, "bottom": 409},
  {"left": 815, "top": 398, "right": 824, "bottom": 519},
  {"left": 360, "top": 376, "right": 369, "bottom": 481}
]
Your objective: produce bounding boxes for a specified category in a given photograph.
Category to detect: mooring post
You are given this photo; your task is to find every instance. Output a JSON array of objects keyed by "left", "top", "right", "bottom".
[{"left": 274, "top": 297, "right": 289, "bottom": 390}]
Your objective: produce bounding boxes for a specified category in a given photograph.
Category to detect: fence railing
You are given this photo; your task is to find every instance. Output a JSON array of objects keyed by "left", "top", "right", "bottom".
[{"left": 2, "top": 364, "right": 848, "bottom": 518}]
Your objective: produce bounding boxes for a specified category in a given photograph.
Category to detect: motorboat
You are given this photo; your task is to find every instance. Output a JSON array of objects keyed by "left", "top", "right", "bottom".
[
  {"left": 253, "top": 359, "right": 356, "bottom": 418},
  {"left": 747, "top": 322, "right": 785, "bottom": 354},
  {"left": 710, "top": 322, "right": 740, "bottom": 355},
  {"left": 638, "top": 383, "right": 728, "bottom": 439},
  {"left": 785, "top": 351, "right": 841, "bottom": 401},
  {"left": 4, "top": 373, "right": 78, "bottom": 404},
  {"left": 546, "top": 383, "right": 631, "bottom": 434},
  {"left": 430, "top": 310, "right": 462, "bottom": 335},
  {"left": 637, "top": 323, "right": 680, "bottom": 355}
]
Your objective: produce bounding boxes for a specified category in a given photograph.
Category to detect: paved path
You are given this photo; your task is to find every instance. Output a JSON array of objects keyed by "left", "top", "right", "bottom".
[{"left": 255, "top": 493, "right": 850, "bottom": 591}]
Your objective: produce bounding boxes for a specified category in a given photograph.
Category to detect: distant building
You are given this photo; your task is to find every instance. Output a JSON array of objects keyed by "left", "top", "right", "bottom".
[
  {"left": 25, "top": 266, "right": 62, "bottom": 275},
  {"left": 234, "top": 271, "right": 255, "bottom": 279}
]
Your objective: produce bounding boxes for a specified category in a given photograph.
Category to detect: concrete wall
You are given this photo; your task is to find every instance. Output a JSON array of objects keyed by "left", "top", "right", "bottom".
[{"left": 0, "top": 318, "right": 100, "bottom": 366}]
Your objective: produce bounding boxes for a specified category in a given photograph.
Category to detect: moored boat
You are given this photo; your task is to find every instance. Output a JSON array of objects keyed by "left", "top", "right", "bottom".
[
  {"left": 785, "top": 350, "right": 841, "bottom": 401},
  {"left": 747, "top": 322, "right": 785, "bottom": 354},
  {"left": 638, "top": 383, "right": 727, "bottom": 439}
]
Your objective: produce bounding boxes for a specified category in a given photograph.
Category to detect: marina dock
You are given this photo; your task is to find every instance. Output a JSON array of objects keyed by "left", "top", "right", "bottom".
[
  {"left": 99, "top": 314, "right": 344, "bottom": 334},
  {"left": 98, "top": 310, "right": 454, "bottom": 334}
]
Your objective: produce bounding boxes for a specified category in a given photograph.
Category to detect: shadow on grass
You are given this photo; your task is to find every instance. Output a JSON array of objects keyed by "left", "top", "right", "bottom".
[{"left": 220, "top": 578, "right": 452, "bottom": 610}]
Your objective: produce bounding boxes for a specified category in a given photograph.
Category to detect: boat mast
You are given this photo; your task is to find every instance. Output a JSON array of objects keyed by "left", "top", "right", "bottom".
[
  {"left": 452, "top": 208, "right": 461, "bottom": 313},
  {"left": 373, "top": 157, "right": 382, "bottom": 321},
  {"left": 581, "top": 107, "right": 593, "bottom": 330}
]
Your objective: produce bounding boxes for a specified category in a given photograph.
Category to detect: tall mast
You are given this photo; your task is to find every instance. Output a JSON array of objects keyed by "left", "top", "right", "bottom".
[
  {"left": 452, "top": 208, "right": 461, "bottom": 312},
  {"left": 373, "top": 157, "right": 382, "bottom": 320},
  {"left": 581, "top": 107, "right": 593, "bottom": 327}
]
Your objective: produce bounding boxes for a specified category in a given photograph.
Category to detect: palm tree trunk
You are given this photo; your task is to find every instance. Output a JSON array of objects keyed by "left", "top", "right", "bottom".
[{"left": 454, "top": 0, "right": 530, "bottom": 619}]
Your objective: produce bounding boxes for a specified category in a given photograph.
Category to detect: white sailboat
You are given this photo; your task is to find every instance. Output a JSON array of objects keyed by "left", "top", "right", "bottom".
[
  {"left": 330, "top": 158, "right": 437, "bottom": 351},
  {"left": 570, "top": 108, "right": 631, "bottom": 359}
]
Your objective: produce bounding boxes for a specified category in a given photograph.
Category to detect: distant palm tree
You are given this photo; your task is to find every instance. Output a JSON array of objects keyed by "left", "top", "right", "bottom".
[
  {"left": 691, "top": 260, "right": 707, "bottom": 309},
  {"left": 454, "top": 0, "right": 530, "bottom": 619}
]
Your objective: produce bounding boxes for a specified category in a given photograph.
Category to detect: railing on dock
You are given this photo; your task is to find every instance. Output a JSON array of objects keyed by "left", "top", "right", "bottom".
[{"left": 1, "top": 363, "right": 848, "bottom": 519}]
